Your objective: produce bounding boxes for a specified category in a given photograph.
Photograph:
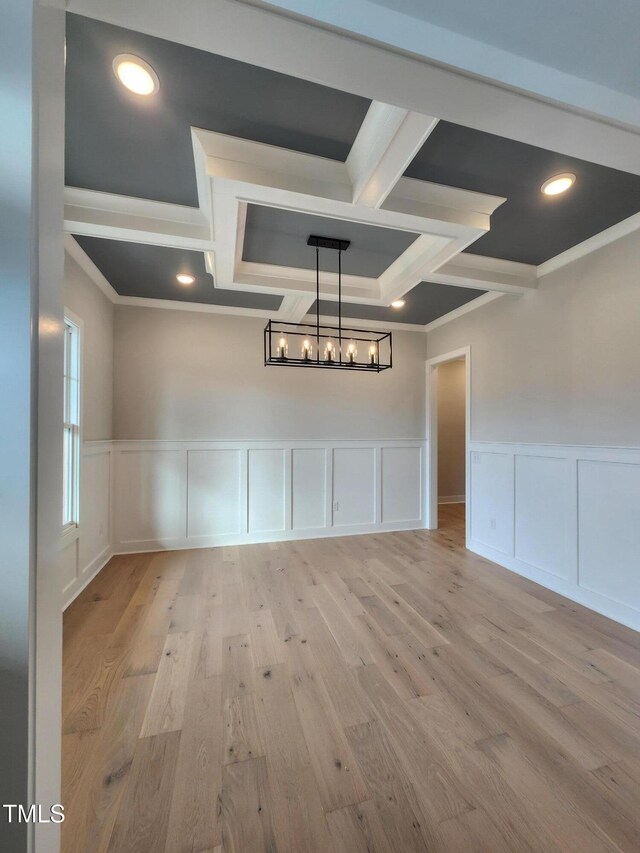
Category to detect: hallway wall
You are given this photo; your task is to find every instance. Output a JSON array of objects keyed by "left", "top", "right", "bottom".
[{"left": 436, "top": 359, "right": 465, "bottom": 502}]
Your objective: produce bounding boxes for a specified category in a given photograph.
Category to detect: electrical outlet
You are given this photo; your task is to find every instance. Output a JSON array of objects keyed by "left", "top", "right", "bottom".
[
  {"left": 472, "top": 452, "right": 480, "bottom": 464},
  {"left": 490, "top": 518, "right": 496, "bottom": 530},
  {"left": 333, "top": 501, "right": 339, "bottom": 512}
]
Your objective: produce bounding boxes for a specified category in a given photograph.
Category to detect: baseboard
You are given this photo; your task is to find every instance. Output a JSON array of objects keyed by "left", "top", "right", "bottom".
[
  {"left": 114, "top": 518, "right": 424, "bottom": 555},
  {"left": 438, "top": 495, "right": 465, "bottom": 505},
  {"left": 469, "top": 538, "right": 640, "bottom": 633},
  {"left": 62, "top": 546, "right": 113, "bottom": 610}
]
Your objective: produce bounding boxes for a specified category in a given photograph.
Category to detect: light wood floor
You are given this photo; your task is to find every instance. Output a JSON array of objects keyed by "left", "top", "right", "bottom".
[{"left": 62, "top": 504, "right": 640, "bottom": 852}]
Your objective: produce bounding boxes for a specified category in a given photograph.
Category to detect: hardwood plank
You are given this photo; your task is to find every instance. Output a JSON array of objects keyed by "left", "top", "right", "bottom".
[
  {"left": 285, "top": 638, "right": 369, "bottom": 811},
  {"left": 221, "top": 633, "right": 254, "bottom": 703},
  {"left": 248, "top": 608, "right": 285, "bottom": 668},
  {"left": 107, "top": 731, "right": 181, "bottom": 853},
  {"left": 294, "top": 608, "right": 373, "bottom": 728},
  {"left": 219, "top": 756, "right": 278, "bottom": 853},
  {"left": 61, "top": 674, "right": 155, "bottom": 853},
  {"left": 344, "top": 719, "right": 437, "bottom": 852},
  {"left": 164, "top": 676, "right": 224, "bottom": 853},
  {"left": 223, "top": 692, "right": 265, "bottom": 765},
  {"left": 140, "top": 631, "right": 195, "bottom": 737},
  {"left": 326, "top": 801, "right": 394, "bottom": 853}
]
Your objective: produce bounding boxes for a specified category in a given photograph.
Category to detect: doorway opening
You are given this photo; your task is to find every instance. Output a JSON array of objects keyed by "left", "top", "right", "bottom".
[{"left": 426, "top": 347, "right": 470, "bottom": 546}]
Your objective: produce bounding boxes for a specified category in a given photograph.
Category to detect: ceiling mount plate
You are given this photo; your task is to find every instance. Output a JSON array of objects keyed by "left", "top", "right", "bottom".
[{"left": 307, "top": 234, "right": 350, "bottom": 251}]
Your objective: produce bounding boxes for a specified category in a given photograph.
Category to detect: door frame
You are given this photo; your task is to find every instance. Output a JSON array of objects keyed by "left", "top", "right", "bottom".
[{"left": 425, "top": 346, "right": 471, "bottom": 546}]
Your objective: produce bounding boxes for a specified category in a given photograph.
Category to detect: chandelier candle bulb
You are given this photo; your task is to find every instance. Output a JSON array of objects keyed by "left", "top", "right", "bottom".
[
  {"left": 347, "top": 341, "right": 357, "bottom": 364},
  {"left": 302, "top": 339, "right": 312, "bottom": 360},
  {"left": 325, "top": 341, "right": 335, "bottom": 363},
  {"left": 369, "top": 344, "right": 377, "bottom": 366},
  {"left": 276, "top": 336, "right": 288, "bottom": 359}
]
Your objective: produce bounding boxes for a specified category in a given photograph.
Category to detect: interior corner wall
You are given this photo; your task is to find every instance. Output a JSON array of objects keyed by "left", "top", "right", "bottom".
[
  {"left": 426, "top": 228, "right": 640, "bottom": 630},
  {"left": 61, "top": 251, "right": 114, "bottom": 607},
  {"left": 436, "top": 359, "right": 465, "bottom": 501}
]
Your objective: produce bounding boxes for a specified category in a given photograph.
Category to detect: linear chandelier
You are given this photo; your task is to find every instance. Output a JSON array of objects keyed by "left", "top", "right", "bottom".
[{"left": 264, "top": 235, "right": 392, "bottom": 372}]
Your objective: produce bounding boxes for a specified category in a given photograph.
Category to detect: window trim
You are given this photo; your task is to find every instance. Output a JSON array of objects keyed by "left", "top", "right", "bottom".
[{"left": 63, "top": 308, "right": 83, "bottom": 538}]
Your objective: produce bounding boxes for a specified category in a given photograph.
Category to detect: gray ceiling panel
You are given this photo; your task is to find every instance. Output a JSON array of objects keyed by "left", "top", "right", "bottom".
[
  {"left": 313, "top": 280, "right": 486, "bottom": 326},
  {"left": 243, "top": 205, "right": 418, "bottom": 277},
  {"left": 65, "top": 14, "right": 370, "bottom": 207},
  {"left": 74, "top": 237, "right": 282, "bottom": 310},
  {"left": 406, "top": 121, "right": 640, "bottom": 265}
]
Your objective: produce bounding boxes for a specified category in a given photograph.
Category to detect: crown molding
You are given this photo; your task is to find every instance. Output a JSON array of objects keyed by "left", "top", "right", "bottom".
[
  {"left": 537, "top": 211, "right": 640, "bottom": 279},
  {"left": 64, "top": 234, "right": 119, "bottom": 302}
]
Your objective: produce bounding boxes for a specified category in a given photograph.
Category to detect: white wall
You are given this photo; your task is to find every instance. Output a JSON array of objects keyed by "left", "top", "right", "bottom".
[
  {"left": 427, "top": 229, "right": 640, "bottom": 630},
  {"left": 427, "top": 230, "right": 640, "bottom": 446},
  {"left": 436, "top": 358, "right": 465, "bottom": 501},
  {"left": 64, "top": 252, "right": 114, "bottom": 441},
  {"left": 61, "top": 251, "right": 114, "bottom": 607},
  {"left": 113, "top": 306, "right": 427, "bottom": 440}
]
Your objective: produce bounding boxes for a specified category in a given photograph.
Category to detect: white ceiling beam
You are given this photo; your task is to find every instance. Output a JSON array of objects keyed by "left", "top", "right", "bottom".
[
  {"left": 346, "top": 102, "right": 439, "bottom": 207},
  {"left": 278, "top": 293, "right": 317, "bottom": 323},
  {"left": 431, "top": 252, "right": 538, "bottom": 294},
  {"left": 234, "top": 261, "right": 378, "bottom": 301},
  {"left": 64, "top": 187, "right": 213, "bottom": 251},
  {"left": 303, "top": 313, "right": 427, "bottom": 334},
  {"left": 378, "top": 234, "right": 453, "bottom": 305},
  {"left": 384, "top": 177, "right": 505, "bottom": 232}
]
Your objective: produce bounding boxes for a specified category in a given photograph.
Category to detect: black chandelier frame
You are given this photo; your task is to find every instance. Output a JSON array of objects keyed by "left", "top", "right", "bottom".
[{"left": 264, "top": 235, "right": 393, "bottom": 372}]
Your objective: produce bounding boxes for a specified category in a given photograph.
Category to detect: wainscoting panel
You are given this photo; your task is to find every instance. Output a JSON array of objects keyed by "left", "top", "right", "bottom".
[
  {"left": 578, "top": 460, "right": 640, "bottom": 613},
  {"left": 79, "top": 449, "right": 111, "bottom": 573},
  {"left": 115, "top": 448, "right": 186, "bottom": 547},
  {"left": 292, "top": 448, "right": 326, "bottom": 531},
  {"left": 109, "top": 440, "right": 426, "bottom": 554},
  {"left": 332, "top": 447, "right": 376, "bottom": 527},
  {"left": 187, "top": 449, "right": 242, "bottom": 538},
  {"left": 514, "top": 454, "right": 571, "bottom": 580},
  {"left": 470, "top": 450, "right": 514, "bottom": 555},
  {"left": 248, "top": 448, "right": 286, "bottom": 534},
  {"left": 381, "top": 446, "right": 422, "bottom": 524},
  {"left": 468, "top": 441, "right": 640, "bottom": 631},
  {"left": 62, "top": 442, "right": 113, "bottom": 608},
  {"left": 60, "top": 538, "right": 79, "bottom": 593}
]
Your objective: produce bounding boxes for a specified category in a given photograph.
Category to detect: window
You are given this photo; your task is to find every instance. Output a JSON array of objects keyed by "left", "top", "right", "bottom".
[{"left": 63, "top": 317, "right": 80, "bottom": 529}]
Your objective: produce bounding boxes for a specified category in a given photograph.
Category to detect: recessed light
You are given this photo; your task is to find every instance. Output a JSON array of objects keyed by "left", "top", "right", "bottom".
[
  {"left": 113, "top": 54, "right": 159, "bottom": 96},
  {"left": 391, "top": 299, "right": 406, "bottom": 308},
  {"left": 176, "top": 273, "right": 195, "bottom": 286},
  {"left": 541, "top": 173, "right": 575, "bottom": 196}
]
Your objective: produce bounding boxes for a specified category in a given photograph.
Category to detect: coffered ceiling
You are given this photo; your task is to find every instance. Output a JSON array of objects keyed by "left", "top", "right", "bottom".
[
  {"left": 406, "top": 121, "right": 640, "bottom": 265},
  {"left": 64, "top": 11, "right": 640, "bottom": 330},
  {"left": 65, "top": 13, "right": 370, "bottom": 207}
]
